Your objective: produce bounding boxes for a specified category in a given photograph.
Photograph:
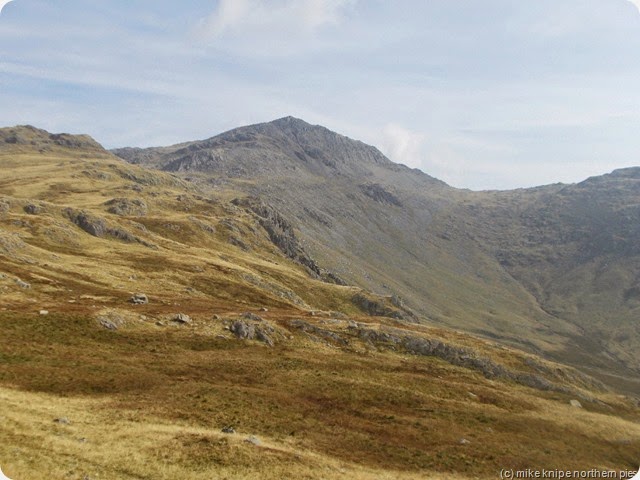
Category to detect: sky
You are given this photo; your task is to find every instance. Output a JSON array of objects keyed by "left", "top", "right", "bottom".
[{"left": 1, "top": 0, "right": 640, "bottom": 190}]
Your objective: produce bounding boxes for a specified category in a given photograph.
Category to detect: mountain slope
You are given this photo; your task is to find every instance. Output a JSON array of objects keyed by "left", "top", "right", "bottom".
[
  {"left": 113, "top": 117, "right": 640, "bottom": 392},
  {"left": 1, "top": 125, "right": 639, "bottom": 479},
  {"left": 459, "top": 170, "right": 640, "bottom": 386}
]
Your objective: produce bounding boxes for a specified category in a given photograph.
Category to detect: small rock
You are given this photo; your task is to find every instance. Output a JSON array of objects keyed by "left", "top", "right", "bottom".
[
  {"left": 39, "top": 310, "right": 49, "bottom": 316},
  {"left": 458, "top": 438, "right": 471, "bottom": 445},
  {"left": 54, "top": 417, "right": 71, "bottom": 425},
  {"left": 24, "top": 204, "right": 42, "bottom": 215},
  {"left": 259, "top": 307, "right": 269, "bottom": 312},
  {"left": 245, "top": 436, "right": 261, "bottom": 446},
  {"left": 569, "top": 399, "right": 582, "bottom": 408},
  {"left": 173, "top": 313, "right": 192, "bottom": 324},
  {"left": 130, "top": 293, "right": 148, "bottom": 305},
  {"left": 221, "top": 426, "right": 235, "bottom": 434},
  {"left": 15, "top": 279, "right": 31, "bottom": 289},
  {"left": 212, "top": 314, "right": 221, "bottom": 320},
  {"left": 467, "top": 392, "right": 478, "bottom": 399},
  {"left": 97, "top": 312, "right": 125, "bottom": 330},
  {"left": 99, "top": 318, "right": 118, "bottom": 330}
]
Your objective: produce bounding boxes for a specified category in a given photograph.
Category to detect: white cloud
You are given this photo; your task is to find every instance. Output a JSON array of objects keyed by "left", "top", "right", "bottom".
[
  {"left": 627, "top": 0, "right": 640, "bottom": 13},
  {"left": 0, "top": 1, "right": 14, "bottom": 16},
  {"left": 379, "top": 124, "right": 425, "bottom": 169},
  {"left": 195, "top": 0, "right": 355, "bottom": 40}
]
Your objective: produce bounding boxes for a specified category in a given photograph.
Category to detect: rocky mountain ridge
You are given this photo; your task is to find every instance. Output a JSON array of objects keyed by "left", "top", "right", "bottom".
[{"left": 112, "top": 117, "right": 640, "bottom": 393}]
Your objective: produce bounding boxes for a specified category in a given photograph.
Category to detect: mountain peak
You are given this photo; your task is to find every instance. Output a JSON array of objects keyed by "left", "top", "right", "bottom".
[
  {"left": 270, "top": 115, "right": 311, "bottom": 127},
  {"left": 114, "top": 116, "right": 432, "bottom": 181}
]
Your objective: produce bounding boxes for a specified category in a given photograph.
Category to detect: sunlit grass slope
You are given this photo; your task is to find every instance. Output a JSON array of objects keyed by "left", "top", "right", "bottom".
[{"left": 0, "top": 128, "right": 638, "bottom": 479}]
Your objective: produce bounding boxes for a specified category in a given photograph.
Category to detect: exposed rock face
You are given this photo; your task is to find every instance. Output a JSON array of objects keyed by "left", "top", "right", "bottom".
[
  {"left": 232, "top": 198, "right": 322, "bottom": 277},
  {"left": 352, "top": 325, "right": 600, "bottom": 397},
  {"left": 63, "top": 208, "right": 154, "bottom": 247},
  {"left": 24, "top": 204, "right": 42, "bottom": 215},
  {"left": 64, "top": 209, "right": 107, "bottom": 237},
  {"left": 0, "top": 199, "right": 10, "bottom": 215},
  {"left": 360, "top": 183, "right": 402, "bottom": 207},
  {"left": 131, "top": 293, "right": 148, "bottom": 305},
  {"left": 231, "top": 320, "right": 255, "bottom": 339},
  {"left": 172, "top": 313, "right": 192, "bottom": 324},
  {"left": 352, "top": 293, "right": 405, "bottom": 319},
  {"left": 0, "top": 232, "right": 26, "bottom": 255},
  {"left": 97, "top": 312, "right": 126, "bottom": 330},
  {"left": 287, "top": 319, "right": 348, "bottom": 346},
  {"left": 281, "top": 319, "right": 604, "bottom": 398},
  {"left": 231, "top": 197, "right": 346, "bottom": 285},
  {"left": 105, "top": 198, "right": 148, "bottom": 216},
  {"left": 230, "top": 319, "right": 275, "bottom": 346}
]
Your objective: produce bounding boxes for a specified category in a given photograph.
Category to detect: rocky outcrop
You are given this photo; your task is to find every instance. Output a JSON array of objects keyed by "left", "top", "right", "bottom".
[
  {"left": 130, "top": 293, "right": 148, "bottom": 304},
  {"left": 353, "top": 325, "right": 595, "bottom": 396},
  {"left": 172, "top": 313, "right": 192, "bottom": 324},
  {"left": 0, "top": 198, "right": 10, "bottom": 215},
  {"left": 352, "top": 293, "right": 405, "bottom": 319},
  {"left": 232, "top": 197, "right": 322, "bottom": 277},
  {"left": 360, "top": 183, "right": 403, "bottom": 207},
  {"left": 104, "top": 198, "right": 148, "bottom": 216},
  {"left": 24, "top": 204, "right": 42, "bottom": 215},
  {"left": 287, "top": 319, "right": 348, "bottom": 346},
  {"left": 63, "top": 208, "right": 154, "bottom": 247},
  {"left": 97, "top": 311, "right": 126, "bottom": 330},
  {"left": 230, "top": 319, "right": 275, "bottom": 347}
]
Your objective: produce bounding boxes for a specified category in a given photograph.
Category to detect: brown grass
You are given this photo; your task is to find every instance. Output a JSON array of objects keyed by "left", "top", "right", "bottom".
[{"left": 0, "top": 145, "right": 639, "bottom": 479}]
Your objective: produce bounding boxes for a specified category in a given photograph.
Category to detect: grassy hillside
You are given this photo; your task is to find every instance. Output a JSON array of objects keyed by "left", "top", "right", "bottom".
[{"left": 1, "top": 127, "right": 639, "bottom": 479}]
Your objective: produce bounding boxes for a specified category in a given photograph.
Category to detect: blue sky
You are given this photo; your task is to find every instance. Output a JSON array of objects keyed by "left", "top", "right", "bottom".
[{"left": 1, "top": 0, "right": 640, "bottom": 189}]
